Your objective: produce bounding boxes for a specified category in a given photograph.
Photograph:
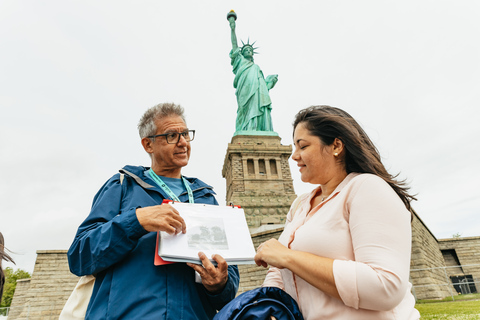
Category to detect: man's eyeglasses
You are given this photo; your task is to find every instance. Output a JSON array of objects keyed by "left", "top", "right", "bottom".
[{"left": 148, "top": 130, "right": 195, "bottom": 144}]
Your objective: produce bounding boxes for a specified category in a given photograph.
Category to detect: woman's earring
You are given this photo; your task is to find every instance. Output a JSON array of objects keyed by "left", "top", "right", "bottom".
[{"left": 334, "top": 153, "right": 338, "bottom": 157}]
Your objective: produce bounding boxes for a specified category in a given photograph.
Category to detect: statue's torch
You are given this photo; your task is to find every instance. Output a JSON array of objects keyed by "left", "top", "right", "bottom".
[{"left": 227, "top": 10, "right": 237, "bottom": 22}]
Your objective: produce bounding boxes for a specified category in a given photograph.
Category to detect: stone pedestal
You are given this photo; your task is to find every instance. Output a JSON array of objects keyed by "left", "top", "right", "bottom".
[{"left": 222, "top": 135, "right": 297, "bottom": 229}]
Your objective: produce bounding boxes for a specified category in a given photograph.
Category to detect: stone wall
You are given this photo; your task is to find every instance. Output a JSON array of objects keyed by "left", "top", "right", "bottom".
[
  {"left": 438, "top": 236, "right": 480, "bottom": 292},
  {"left": 8, "top": 250, "right": 79, "bottom": 320},
  {"left": 7, "top": 278, "right": 30, "bottom": 317},
  {"left": 410, "top": 212, "right": 456, "bottom": 300}
]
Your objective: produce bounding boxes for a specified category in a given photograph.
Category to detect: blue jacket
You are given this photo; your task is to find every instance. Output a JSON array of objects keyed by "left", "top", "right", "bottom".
[
  {"left": 213, "top": 287, "right": 304, "bottom": 320},
  {"left": 68, "top": 165, "right": 239, "bottom": 320}
]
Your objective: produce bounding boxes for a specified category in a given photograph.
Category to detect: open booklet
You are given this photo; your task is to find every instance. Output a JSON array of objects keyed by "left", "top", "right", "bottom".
[{"left": 154, "top": 201, "right": 256, "bottom": 265}]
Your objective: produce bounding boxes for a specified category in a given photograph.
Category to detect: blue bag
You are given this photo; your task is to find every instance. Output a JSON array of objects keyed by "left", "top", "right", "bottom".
[{"left": 213, "top": 287, "right": 304, "bottom": 320}]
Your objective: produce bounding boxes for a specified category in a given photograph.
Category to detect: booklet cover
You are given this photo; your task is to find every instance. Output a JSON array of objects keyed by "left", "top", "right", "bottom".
[{"left": 155, "top": 201, "right": 256, "bottom": 265}]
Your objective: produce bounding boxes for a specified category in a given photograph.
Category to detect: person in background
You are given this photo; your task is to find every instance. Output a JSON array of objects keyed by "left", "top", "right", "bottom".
[
  {"left": 68, "top": 103, "right": 239, "bottom": 319},
  {"left": 0, "top": 232, "right": 15, "bottom": 303},
  {"left": 254, "top": 105, "right": 420, "bottom": 319}
]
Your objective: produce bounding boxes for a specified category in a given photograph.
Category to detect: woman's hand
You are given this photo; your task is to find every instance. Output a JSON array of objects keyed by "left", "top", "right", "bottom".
[
  {"left": 254, "top": 239, "right": 290, "bottom": 269},
  {"left": 256, "top": 240, "right": 341, "bottom": 300}
]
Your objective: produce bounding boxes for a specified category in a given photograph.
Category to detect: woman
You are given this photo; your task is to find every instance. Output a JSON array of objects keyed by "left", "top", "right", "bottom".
[
  {"left": 1, "top": 232, "right": 15, "bottom": 302},
  {"left": 254, "top": 106, "right": 420, "bottom": 319}
]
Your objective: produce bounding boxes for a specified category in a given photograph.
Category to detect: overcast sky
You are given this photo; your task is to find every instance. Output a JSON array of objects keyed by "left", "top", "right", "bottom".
[{"left": 1, "top": 1, "right": 479, "bottom": 274}]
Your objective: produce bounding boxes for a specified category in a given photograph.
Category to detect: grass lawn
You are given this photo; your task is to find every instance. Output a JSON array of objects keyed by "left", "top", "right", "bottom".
[{"left": 415, "top": 294, "right": 480, "bottom": 320}]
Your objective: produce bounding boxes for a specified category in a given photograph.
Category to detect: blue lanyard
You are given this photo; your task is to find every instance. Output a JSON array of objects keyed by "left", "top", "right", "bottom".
[{"left": 148, "top": 169, "right": 194, "bottom": 203}]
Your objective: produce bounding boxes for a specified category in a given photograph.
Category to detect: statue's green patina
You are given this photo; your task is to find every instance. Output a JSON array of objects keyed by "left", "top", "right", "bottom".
[{"left": 227, "top": 10, "right": 278, "bottom": 136}]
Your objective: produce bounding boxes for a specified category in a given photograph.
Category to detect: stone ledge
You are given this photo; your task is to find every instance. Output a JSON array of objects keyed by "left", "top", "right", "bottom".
[
  {"left": 439, "top": 236, "right": 480, "bottom": 242},
  {"left": 251, "top": 226, "right": 284, "bottom": 237},
  {"left": 36, "top": 249, "right": 69, "bottom": 254}
]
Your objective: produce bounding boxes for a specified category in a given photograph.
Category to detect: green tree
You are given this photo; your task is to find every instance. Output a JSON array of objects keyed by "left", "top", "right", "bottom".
[{"left": 1, "top": 267, "right": 30, "bottom": 308}]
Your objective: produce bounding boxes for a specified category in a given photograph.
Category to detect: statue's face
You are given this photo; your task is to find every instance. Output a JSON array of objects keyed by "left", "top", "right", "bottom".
[{"left": 242, "top": 46, "right": 253, "bottom": 59}]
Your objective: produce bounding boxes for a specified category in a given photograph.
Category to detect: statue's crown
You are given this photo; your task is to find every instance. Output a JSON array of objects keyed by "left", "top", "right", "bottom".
[{"left": 241, "top": 38, "right": 259, "bottom": 55}]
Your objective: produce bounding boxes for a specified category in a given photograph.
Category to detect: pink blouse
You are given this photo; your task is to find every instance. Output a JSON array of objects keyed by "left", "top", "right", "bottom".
[{"left": 263, "top": 173, "right": 420, "bottom": 319}]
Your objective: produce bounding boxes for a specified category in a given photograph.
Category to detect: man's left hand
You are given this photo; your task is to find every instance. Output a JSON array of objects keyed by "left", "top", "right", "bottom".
[{"left": 187, "top": 252, "right": 228, "bottom": 294}]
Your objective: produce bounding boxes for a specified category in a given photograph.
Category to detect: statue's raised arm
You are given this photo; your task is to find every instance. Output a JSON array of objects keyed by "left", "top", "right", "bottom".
[
  {"left": 227, "top": 10, "right": 238, "bottom": 51},
  {"left": 226, "top": 10, "right": 278, "bottom": 136}
]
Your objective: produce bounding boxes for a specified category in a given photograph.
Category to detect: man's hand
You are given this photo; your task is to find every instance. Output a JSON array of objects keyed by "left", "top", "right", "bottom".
[
  {"left": 187, "top": 252, "right": 228, "bottom": 294},
  {"left": 136, "top": 204, "right": 186, "bottom": 234}
]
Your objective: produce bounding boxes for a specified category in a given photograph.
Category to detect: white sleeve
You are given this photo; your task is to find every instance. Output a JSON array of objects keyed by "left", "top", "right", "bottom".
[
  {"left": 262, "top": 267, "right": 284, "bottom": 289},
  {"left": 333, "top": 175, "right": 412, "bottom": 311}
]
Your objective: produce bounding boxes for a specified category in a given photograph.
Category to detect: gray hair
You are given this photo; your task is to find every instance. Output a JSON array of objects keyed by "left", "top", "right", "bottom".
[{"left": 138, "top": 103, "right": 186, "bottom": 138}]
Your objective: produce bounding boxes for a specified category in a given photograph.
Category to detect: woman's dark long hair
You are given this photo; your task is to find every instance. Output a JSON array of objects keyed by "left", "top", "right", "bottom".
[
  {"left": 1, "top": 232, "right": 15, "bottom": 302},
  {"left": 293, "top": 105, "right": 416, "bottom": 210}
]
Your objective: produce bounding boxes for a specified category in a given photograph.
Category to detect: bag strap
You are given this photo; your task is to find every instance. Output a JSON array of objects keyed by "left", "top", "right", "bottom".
[
  {"left": 119, "top": 168, "right": 154, "bottom": 189},
  {"left": 61, "top": 172, "right": 128, "bottom": 319}
]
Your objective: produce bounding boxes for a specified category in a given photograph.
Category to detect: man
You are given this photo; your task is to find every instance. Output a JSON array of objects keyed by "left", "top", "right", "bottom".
[{"left": 68, "top": 103, "right": 239, "bottom": 319}]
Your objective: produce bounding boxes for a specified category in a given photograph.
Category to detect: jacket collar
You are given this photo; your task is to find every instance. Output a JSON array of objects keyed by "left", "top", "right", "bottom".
[{"left": 119, "top": 165, "right": 216, "bottom": 197}]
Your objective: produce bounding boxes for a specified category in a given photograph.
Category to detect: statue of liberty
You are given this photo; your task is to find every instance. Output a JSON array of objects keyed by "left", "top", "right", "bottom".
[{"left": 227, "top": 11, "right": 278, "bottom": 135}]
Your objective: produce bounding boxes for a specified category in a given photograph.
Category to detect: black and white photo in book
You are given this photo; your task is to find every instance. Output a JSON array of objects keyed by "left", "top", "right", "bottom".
[
  {"left": 187, "top": 217, "right": 229, "bottom": 251},
  {"left": 158, "top": 202, "right": 256, "bottom": 265}
]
